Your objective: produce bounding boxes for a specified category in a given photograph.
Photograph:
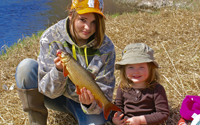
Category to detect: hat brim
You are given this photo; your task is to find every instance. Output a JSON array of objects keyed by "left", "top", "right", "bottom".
[
  {"left": 77, "top": 8, "right": 105, "bottom": 18},
  {"left": 115, "top": 57, "right": 160, "bottom": 69}
]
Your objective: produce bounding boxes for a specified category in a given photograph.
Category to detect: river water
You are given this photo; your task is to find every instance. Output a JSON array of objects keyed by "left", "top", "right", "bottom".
[{"left": 0, "top": 0, "right": 134, "bottom": 53}]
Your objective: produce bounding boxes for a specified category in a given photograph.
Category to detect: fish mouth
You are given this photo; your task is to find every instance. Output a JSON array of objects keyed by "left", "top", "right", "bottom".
[
  {"left": 57, "top": 49, "right": 71, "bottom": 62},
  {"left": 56, "top": 50, "right": 62, "bottom": 56}
]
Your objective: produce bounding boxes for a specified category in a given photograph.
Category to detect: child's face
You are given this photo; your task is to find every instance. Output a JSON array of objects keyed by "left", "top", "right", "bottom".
[{"left": 125, "top": 63, "right": 149, "bottom": 87}]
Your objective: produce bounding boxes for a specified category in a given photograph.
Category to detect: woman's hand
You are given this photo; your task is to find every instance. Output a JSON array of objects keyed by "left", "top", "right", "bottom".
[
  {"left": 54, "top": 57, "right": 63, "bottom": 72},
  {"left": 78, "top": 87, "right": 94, "bottom": 105},
  {"left": 112, "top": 112, "right": 129, "bottom": 125}
]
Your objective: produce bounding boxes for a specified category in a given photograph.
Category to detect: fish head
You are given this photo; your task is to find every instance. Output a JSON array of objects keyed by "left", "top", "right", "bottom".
[
  {"left": 56, "top": 49, "right": 71, "bottom": 63},
  {"left": 56, "top": 50, "right": 63, "bottom": 58}
]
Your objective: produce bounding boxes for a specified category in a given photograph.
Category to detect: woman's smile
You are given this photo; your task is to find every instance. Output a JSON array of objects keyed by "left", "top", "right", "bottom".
[{"left": 83, "top": 30, "right": 90, "bottom": 35}]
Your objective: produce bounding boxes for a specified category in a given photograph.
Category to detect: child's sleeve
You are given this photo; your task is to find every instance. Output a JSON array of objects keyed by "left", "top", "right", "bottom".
[
  {"left": 110, "top": 86, "right": 124, "bottom": 120},
  {"left": 144, "top": 84, "right": 169, "bottom": 125}
]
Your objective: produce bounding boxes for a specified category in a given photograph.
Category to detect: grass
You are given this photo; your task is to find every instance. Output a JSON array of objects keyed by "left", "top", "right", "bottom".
[
  {"left": 0, "top": 7, "right": 200, "bottom": 125},
  {"left": 110, "top": 13, "right": 120, "bottom": 18}
]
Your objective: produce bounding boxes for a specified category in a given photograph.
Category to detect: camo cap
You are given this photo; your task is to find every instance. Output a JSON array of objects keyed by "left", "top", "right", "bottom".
[
  {"left": 115, "top": 43, "right": 159, "bottom": 69},
  {"left": 71, "top": 0, "right": 105, "bottom": 18}
]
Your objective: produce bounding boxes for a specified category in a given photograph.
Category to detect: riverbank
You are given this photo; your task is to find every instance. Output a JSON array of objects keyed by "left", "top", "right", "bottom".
[
  {"left": 114, "top": 0, "right": 200, "bottom": 13},
  {"left": 0, "top": 8, "right": 200, "bottom": 124}
]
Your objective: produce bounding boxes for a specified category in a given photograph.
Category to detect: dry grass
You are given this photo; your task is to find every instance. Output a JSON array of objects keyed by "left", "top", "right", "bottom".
[{"left": 0, "top": 8, "right": 200, "bottom": 125}]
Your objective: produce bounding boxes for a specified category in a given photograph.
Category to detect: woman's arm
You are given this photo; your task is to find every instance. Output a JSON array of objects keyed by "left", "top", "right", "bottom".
[{"left": 37, "top": 32, "right": 67, "bottom": 99}]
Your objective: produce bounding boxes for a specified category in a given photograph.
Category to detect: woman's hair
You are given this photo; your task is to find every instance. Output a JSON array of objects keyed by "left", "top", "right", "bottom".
[
  {"left": 119, "top": 62, "right": 160, "bottom": 91},
  {"left": 68, "top": 9, "right": 105, "bottom": 49}
]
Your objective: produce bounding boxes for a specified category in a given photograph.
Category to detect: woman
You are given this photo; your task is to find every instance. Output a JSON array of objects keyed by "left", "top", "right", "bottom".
[{"left": 15, "top": 0, "right": 116, "bottom": 125}]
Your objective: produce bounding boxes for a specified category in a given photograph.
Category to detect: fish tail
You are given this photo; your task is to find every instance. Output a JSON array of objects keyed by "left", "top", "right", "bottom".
[{"left": 103, "top": 102, "right": 121, "bottom": 120}]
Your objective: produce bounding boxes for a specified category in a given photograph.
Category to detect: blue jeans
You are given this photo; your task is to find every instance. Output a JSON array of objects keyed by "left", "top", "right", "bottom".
[{"left": 15, "top": 58, "right": 108, "bottom": 125}]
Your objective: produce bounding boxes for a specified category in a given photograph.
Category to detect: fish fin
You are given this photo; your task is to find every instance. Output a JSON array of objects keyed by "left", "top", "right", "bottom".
[
  {"left": 91, "top": 73, "right": 96, "bottom": 80},
  {"left": 63, "top": 65, "right": 69, "bottom": 77},
  {"left": 95, "top": 99, "right": 102, "bottom": 108},
  {"left": 103, "top": 102, "right": 122, "bottom": 120},
  {"left": 76, "top": 85, "right": 81, "bottom": 95},
  {"left": 86, "top": 70, "right": 96, "bottom": 80}
]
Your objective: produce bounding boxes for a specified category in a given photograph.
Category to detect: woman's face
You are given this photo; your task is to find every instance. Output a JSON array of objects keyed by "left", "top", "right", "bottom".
[
  {"left": 70, "top": 13, "right": 96, "bottom": 43},
  {"left": 125, "top": 63, "right": 149, "bottom": 88}
]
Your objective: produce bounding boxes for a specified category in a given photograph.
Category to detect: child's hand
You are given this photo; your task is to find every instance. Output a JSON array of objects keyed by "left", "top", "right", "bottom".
[
  {"left": 112, "top": 112, "right": 129, "bottom": 125},
  {"left": 126, "top": 116, "right": 146, "bottom": 125}
]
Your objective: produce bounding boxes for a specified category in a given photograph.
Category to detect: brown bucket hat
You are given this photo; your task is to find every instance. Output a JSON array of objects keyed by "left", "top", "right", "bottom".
[{"left": 115, "top": 43, "right": 159, "bottom": 69}]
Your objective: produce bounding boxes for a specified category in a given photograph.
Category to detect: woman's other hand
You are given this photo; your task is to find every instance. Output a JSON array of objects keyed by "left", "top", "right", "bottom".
[
  {"left": 79, "top": 87, "right": 94, "bottom": 105},
  {"left": 54, "top": 57, "right": 63, "bottom": 72}
]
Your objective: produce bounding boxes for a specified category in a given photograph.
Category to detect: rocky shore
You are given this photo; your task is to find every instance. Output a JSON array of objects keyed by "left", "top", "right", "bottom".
[{"left": 114, "top": 0, "right": 196, "bottom": 12}]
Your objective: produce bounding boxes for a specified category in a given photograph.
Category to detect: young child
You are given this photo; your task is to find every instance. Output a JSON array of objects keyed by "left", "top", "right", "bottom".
[{"left": 111, "top": 43, "right": 169, "bottom": 125}]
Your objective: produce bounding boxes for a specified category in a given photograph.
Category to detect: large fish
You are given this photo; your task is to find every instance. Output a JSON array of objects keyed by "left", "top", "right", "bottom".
[{"left": 56, "top": 50, "right": 121, "bottom": 120}]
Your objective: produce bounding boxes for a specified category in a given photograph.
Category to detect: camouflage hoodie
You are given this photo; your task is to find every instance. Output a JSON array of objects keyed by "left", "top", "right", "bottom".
[{"left": 37, "top": 17, "right": 116, "bottom": 114}]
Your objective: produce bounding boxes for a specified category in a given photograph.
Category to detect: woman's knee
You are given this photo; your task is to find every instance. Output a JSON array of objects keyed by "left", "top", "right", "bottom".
[
  {"left": 15, "top": 58, "right": 38, "bottom": 89},
  {"left": 78, "top": 112, "right": 107, "bottom": 125},
  {"left": 44, "top": 96, "right": 69, "bottom": 112}
]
